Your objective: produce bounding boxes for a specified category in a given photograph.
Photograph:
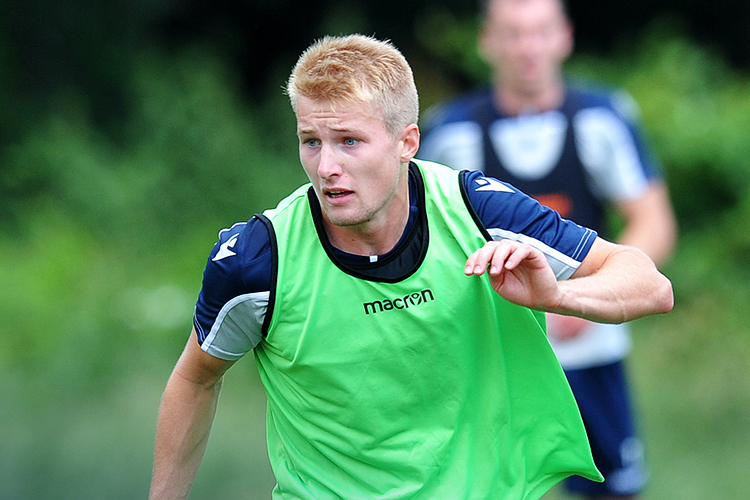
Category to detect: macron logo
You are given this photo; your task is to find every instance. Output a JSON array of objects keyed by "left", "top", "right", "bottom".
[
  {"left": 475, "top": 177, "right": 514, "bottom": 193},
  {"left": 213, "top": 234, "right": 239, "bottom": 261}
]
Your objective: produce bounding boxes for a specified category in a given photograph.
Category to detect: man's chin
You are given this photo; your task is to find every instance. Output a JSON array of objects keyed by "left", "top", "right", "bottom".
[
  {"left": 323, "top": 209, "right": 365, "bottom": 228},
  {"left": 328, "top": 217, "right": 363, "bottom": 228}
]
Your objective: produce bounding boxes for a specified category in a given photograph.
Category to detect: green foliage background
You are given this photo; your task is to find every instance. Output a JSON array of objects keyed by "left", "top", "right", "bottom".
[{"left": 2, "top": 13, "right": 750, "bottom": 500}]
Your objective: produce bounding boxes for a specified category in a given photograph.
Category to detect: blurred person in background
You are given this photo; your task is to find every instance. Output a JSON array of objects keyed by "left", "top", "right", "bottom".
[
  {"left": 149, "top": 34, "right": 673, "bottom": 500},
  {"left": 419, "top": 0, "right": 677, "bottom": 498}
]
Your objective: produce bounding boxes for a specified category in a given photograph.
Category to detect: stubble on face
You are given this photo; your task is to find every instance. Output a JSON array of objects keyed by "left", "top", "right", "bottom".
[{"left": 296, "top": 97, "right": 411, "bottom": 254}]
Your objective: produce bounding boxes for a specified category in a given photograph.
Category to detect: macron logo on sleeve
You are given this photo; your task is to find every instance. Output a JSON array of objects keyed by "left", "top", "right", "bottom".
[
  {"left": 475, "top": 177, "right": 515, "bottom": 193},
  {"left": 213, "top": 234, "right": 239, "bottom": 261}
]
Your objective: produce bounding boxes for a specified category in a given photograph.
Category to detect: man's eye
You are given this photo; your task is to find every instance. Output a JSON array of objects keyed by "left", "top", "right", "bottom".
[
  {"left": 343, "top": 137, "right": 359, "bottom": 146},
  {"left": 303, "top": 138, "right": 320, "bottom": 147}
]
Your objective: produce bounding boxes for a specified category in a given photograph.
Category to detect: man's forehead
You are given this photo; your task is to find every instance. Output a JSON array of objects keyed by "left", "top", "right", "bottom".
[
  {"left": 297, "top": 95, "right": 372, "bottom": 113},
  {"left": 296, "top": 97, "right": 383, "bottom": 130},
  {"left": 488, "top": 0, "right": 565, "bottom": 21}
]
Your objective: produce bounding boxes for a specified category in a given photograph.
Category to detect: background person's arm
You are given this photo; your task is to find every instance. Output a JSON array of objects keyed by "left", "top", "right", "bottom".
[
  {"left": 615, "top": 181, "right": 677, "bottom": 267},
  {"left": 149, "top": 329, "right": 235, "bottom": 500}
]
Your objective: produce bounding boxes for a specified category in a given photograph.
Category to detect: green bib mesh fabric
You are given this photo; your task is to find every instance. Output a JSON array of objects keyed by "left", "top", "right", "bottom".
[{"left": 256, "top": 160, "right": 602, "bottom": 499}]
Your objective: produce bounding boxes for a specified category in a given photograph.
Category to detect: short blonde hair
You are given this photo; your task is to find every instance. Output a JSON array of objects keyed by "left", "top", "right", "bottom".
[{"left": 287, "top": 34, "right": 419, "bottom": 135}]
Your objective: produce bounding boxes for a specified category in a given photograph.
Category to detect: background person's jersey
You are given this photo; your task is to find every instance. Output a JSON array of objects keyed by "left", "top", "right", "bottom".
[{"left": 419, "top": 85, "right": 662, "bottom": 369}]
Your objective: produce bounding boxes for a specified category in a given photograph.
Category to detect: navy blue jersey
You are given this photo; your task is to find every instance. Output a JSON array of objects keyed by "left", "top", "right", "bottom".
[
  {"left": 194, "top": 162, "right": 596, "bottom": 360},
  {"left": 420, "top": 85, "right": 662, "bottom": 236},
  {"left": 419, "top": 84, "right": 660, "bottom": 369}
]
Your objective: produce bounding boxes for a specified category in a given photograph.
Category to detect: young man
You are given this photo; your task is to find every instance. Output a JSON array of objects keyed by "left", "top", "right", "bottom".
[
  {"left": 149, "top": 34, "right": 673, "bottom": 500},
  {"left": 419, "top": 0, "right": 678, "bottom": 498}
]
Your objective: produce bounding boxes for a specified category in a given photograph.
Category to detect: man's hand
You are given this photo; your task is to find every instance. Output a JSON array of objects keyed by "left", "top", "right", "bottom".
[
  {"left": 464, "top": 240, "right": 560, "bottom": 311},
  {"left": 547, "top": 314, "right": 592, "bottom": 340}
]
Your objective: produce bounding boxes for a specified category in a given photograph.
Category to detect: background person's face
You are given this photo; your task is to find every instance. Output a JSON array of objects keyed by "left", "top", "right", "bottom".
[{"left": 481, "top": 0, "right": 573, "bottom": 95}]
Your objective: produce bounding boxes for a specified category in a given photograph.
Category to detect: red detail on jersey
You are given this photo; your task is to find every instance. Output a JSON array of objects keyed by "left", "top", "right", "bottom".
[{"left": 533, "top": 193, "right": 573, "bottom": 218}]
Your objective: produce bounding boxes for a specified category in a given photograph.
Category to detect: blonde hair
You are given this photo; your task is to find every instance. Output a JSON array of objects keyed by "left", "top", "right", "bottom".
[{"left": 287, "top": 34, "right": 419, "bottom": 135}]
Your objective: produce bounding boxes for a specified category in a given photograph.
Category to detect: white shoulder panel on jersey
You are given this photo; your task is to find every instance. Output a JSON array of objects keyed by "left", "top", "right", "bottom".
[
  {"left": 573, "top": 107, "right": 649, "bottom": 201},
  {"left": 486, "top": 227, "right": 592, "bottom": 281},
  {"left": 201, "top": 291, "right": 269, "bottom": 360},
  {"left": 418, "top": 121, "right": 484, "bottom": 172}
]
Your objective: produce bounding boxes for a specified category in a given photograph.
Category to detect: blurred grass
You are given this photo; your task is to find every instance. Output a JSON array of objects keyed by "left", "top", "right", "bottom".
[{"left": 2, "top": 26, "right": 750, "bottom": 499}]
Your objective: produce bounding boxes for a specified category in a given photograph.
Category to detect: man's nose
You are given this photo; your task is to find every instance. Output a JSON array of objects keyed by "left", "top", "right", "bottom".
[{"left": 317, "top": 144, "right": 343, "bottom": 178}]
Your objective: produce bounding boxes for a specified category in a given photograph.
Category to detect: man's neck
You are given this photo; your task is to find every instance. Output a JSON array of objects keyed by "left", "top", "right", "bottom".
[
  {"left": 324, "top": 178, "right": 412, "bottom": 258},
  {"left": 493, "top": 79, "right": 565, "bottom": 116},
  {"left": 326, "top": 216, "right": 408, "bottom": 257}
]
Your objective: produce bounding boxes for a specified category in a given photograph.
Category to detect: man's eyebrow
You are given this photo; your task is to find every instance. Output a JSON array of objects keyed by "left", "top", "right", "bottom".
[{"left": 298, "top": 125, "right": 357, "bottom": 134}]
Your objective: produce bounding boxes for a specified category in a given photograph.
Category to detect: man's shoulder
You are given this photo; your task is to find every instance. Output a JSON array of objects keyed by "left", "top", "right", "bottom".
[
  {"left": 207, "top": 217, "right": 272, "bottom": 271},
  {"left": 261, "top": 183, "right": 312, "bottom": 221},
  {"left": 421, "top": 87, "right": 494, "bottom": 130},
  {"left": 566, "top": 81, "right": 642, "bottom": 123}
]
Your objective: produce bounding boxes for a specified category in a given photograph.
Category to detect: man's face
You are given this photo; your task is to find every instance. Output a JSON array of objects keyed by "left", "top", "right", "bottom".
[
  {"left": 296, "top": 97, "right": 415, "bottom": 234},
  {"left": 480, "top": 0, "right": 572, "bottom": 95}
]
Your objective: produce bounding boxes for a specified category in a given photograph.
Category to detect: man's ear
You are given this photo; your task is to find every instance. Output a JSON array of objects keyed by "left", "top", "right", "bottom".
[
  {"left": 561, "top": 20, "right": 574, "bottom": 60},
  {"left": 477, "top": 22, "right": 492, "bottom": 63},
  {"left": 399, "top": 123, "right": 421, "bottom": 162}
]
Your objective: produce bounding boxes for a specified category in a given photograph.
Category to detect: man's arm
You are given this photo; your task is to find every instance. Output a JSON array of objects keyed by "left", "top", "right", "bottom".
[
  {"left": 616, "top": 181, "right": 677, "bottom": 267},
  {"left": 465, "top": 237, "right": 673, "bottom": 324},
  {"left": 548, "top": 181, "right": 677, "bottom": 338},
  {"left": 149, "top": 329, "right": 236, "bottom": 500}
]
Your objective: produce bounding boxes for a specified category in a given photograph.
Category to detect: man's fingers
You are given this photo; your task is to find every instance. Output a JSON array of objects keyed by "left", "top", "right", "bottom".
[
  {"left": 500, "top": 243, "right": 534, "bottom": 272},
  {"left": 465, "top": 240, "right": 519, "bottom": 275},
  {"left": 464, "top": 248, "right": 486, "bottom": 275},
  {"left": 465, "top": 245, "right": 495, "bottom": 275}
]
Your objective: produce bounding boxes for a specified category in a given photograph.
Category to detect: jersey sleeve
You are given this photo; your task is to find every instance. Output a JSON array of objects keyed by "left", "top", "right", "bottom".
[
  {"left": 193, "top": 217, "right": 273, "bottom": 360},
  {"left": 419, "top": 121, "right": 484, "bottom": 172},
  {"left": 463, "top": 170, "right": 597, "bottom": 280},
  {"left": 573, "top": 89, "right": 662, "bottom": 202},
  {"left": 419, "top": 89, "right": 491, "bottom": 173}
]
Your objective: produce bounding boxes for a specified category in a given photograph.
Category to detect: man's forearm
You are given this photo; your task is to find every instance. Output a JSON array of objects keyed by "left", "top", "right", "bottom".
[
  {"left": 552, "top": 245, "right": 673, "bottom": 324},
  {"left": 149, "top": 370, "right": 224, "bottom": 500}
]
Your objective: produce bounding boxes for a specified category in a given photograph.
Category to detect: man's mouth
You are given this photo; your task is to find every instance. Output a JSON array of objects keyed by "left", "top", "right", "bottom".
[{"left": 325, "top": 189, "right": 353, "bottom": 199}]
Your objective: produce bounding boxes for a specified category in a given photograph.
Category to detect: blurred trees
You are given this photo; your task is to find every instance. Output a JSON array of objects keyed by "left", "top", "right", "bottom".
[
  {"left": 2, "top": 0, "right": 750, "bottom": 400},
  {"left": 2, "top": 0, "right": 749, "bottom": 135},
  {"left": 2, "top": 1, "right": 750, "bottom": 498},
  {"left": 2, "top": 0, "right": 750, "bottom": 234}
]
